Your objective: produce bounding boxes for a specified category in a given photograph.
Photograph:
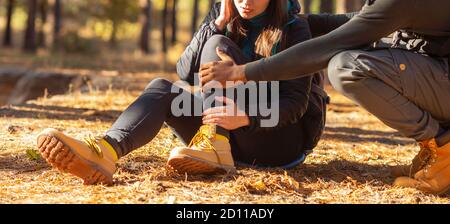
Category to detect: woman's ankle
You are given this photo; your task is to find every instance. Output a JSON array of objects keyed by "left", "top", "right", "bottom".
[
  {"left": 102, "top": 135, "right": 122, "bottom": 160},
  {"left": 216, "top": 126, "right": 230, "bottom": 139}
]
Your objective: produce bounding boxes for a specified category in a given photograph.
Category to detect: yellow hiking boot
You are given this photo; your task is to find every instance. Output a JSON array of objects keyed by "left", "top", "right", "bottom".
[
  {"left": 394, "top": 139, "right": 450, "bottom": 195},
  {"left": 390, "top": 141, "right": 433, "bottom": 177},
  {"left": 167, "top": 125, "right": 236, "bottom": 175},
  {"left": 37, "top": 128, "right": 119, "bottom": 185}
]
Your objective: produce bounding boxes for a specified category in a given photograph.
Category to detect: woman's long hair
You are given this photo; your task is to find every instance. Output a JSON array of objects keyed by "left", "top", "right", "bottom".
[{"left": 227, "top": 0, "right": 289, "bottom": 58}]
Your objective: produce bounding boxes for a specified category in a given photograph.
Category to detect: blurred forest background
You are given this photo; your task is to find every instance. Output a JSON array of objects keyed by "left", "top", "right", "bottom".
[
  {"left": 0, "top": 0, "right": 365, "bottom": 70},
  {"left": 0, "top": 0, "right": 366, "bottom": 106}
]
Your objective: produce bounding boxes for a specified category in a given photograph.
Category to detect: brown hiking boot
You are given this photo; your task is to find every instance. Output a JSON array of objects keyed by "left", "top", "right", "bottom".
[
  {"left": 167, "top": 125, "right": 236, "bottom": 175},
  {"left": 394, "top": 139, "right": 450, "bottom": 195},
  {"left": 390, "top": 141, "right": 433, "bottom": 177},
  {"left": 37, "top": 128, "right": 118, "bottom": 185}
]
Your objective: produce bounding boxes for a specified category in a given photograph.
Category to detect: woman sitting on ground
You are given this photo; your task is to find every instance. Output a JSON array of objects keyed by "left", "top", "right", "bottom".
[{"left": 36, "top": 0, "right": 327, "bottom": 185}]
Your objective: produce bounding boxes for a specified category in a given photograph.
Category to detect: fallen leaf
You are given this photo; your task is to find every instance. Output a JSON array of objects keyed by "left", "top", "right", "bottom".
[{"left": 26, "top": 149, "right": 42, "bottom": 161}]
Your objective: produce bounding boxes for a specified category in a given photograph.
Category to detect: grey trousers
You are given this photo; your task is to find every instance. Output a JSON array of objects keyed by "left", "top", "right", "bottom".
[{"left": 328, "top": 49, "right": 450, "bottom": 141}]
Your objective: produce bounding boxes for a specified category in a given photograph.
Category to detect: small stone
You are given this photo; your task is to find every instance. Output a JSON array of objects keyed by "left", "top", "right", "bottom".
[{"left": 7, "top": 125, "right": 21, "bottom": 134}]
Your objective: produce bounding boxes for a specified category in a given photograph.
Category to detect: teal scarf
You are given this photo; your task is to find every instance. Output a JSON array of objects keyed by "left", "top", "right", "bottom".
[
  {"left": 237, "top": 1, "right": 296, "bottom": 59},
  {"left": 241, "top": 12, "right": 268, "bottom": 60}
]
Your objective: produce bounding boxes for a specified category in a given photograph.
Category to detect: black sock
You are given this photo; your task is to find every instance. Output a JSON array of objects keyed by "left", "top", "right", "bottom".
[
  {"left": 216, "top": 126, "right": 230, "bottom": 139},
  {"left": 103, "top": 135, "right": 123, "bottom": 158}
]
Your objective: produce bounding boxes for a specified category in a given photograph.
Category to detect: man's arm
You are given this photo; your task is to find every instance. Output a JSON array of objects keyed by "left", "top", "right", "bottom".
[
  {"left": 308, "top": 12, "right": 359, "bottom": 37},
  {"left": 244, "top": 0, "right": 412, "bottom": 82}
]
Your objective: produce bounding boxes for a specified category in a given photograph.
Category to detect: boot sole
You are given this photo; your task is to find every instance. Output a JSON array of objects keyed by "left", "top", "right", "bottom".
[
  {"left": 167, "top": 154, "right": 236, "bottom": 175},
  {"left": 38, "top": 134, "right": 113, "bottom": 185},
  {"left": 437, "top": 186, "right": 450, "bottom": 196},
  {"left": 420, "top": 183, "right": 450, "bottom": 196}
]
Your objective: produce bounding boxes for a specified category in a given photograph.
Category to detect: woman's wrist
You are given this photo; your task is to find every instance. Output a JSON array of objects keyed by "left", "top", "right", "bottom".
[
  {"left": 214, "top": 17, "right": 227, "bottom": 31},
  {"left": 239, "top": 115, "right": 251, "bottom": 128}
]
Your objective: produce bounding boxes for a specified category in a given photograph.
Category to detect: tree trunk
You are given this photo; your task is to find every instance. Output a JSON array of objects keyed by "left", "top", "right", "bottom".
[
  {"left": 192, "top": 0, "right": 199, "bottom": 37},
  {"left": 53, "top": 0, "right": 62, "bottom": 49},
  {"left": 301, "top": 0, "right": 312, "bottom": 14},
  {"left": 110, "top": 21, "right": 118, "bottom": 47},
  {"left": 139, "top": 0, "right": 152, "bottom": 53},
  {"left": 37, "top": 0, "right": 48, "bottom": 48},
  {"left": 3, "top": 0, "right": 15, "bottom": 47},
  {"left": 320, "top": 0, "right": 334, "bottom": 13},
  {"left": 170, "top": 0, "right": 177, "bottom": 45},
  {"left": 24, "top": 0, "right": 38, "bottom": 52},
  {"left": 336, "top": 0, "right": 348, "bottom": 13},
  {"left": 161, "top": 0, "right": 169, "bottom": 53},
  {"left": 139, "top": 0, "right": 152, "bottom": 54}
]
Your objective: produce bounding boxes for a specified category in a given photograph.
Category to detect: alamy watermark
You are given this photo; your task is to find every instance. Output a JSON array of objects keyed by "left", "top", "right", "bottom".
[{"left": 170, "top": 75, "right": 280, "bottom": 128}]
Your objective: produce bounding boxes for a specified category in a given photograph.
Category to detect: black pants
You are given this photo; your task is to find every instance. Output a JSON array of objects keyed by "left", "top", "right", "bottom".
[{"left": 105, "top": 35, "right": 249, "bottom": 158}]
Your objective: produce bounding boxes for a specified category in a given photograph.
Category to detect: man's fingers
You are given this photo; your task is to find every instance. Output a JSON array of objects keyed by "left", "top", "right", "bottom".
[
  {"left": 200, "top": 62, "right": 216, "bottom": 71},
  {"left": 199, "top": 67, "right": 210, "bottom": 75},
  {"left": 199, "top": 67, "right": 214, "bottom": 78},
  {"left": 216, "top": 47, "right": 235, "bottom": 63}
]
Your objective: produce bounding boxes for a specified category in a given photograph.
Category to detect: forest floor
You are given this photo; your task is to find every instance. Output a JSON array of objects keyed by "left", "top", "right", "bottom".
[
  {"left": 0, "top": 48, "right": 450, "bottom": 204},
  {"left": 1, "top": 50, "right": 449, "bottom": 204}
]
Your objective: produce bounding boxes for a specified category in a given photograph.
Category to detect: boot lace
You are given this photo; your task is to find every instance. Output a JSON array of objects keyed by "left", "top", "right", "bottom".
[
  {"left": 83, "top": 134, "right": 104, "bottom": 158},
  {"left": 417, "top": 141, "right": 438, "bottom": 174},
  {"left": 188, "top": 125, "right": 222, "bottom": 165}
]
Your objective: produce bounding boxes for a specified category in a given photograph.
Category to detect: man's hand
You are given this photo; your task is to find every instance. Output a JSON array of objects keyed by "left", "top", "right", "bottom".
[
  {"left": 199, "top": 47, "right": 247, "bottom": 90},
  {"left": 203, "top": 96, "right": 250, "bottom": 130}
]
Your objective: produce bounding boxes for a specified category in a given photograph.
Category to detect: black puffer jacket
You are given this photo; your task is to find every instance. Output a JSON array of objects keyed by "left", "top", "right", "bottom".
[{"left": 176, "top": 1, "right": 327, "bottom": 167}]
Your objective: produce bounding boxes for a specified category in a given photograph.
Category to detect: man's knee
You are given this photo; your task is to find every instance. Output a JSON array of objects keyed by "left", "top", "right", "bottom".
[{"left": 327, "top": 51, "right": 365, "bottom": 94}]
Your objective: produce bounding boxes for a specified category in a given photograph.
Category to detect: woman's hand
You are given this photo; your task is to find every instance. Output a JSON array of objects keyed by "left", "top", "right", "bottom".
[
  {"left": 203, "top": 96, "right": 250, "bottom": 131},
  {"left": 200, "top": 47, "right": 247, "bottom": 90},
  {"left": 215, "top": 0, "right": 233, "bottom": 31}
]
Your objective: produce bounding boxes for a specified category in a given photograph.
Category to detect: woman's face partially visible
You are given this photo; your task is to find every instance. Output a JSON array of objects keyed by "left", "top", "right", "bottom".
[{"left": 233, "top": 0, "right": 271, "bottom": 20}]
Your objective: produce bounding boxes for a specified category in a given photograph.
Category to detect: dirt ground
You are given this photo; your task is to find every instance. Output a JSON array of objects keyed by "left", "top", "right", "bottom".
[{"left": 1, "top": 79, "right": 449, "bottom": 204}]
